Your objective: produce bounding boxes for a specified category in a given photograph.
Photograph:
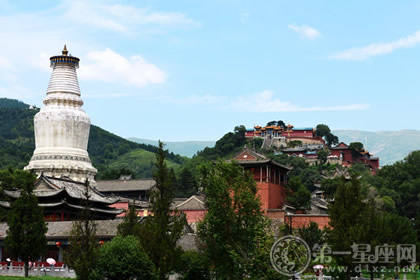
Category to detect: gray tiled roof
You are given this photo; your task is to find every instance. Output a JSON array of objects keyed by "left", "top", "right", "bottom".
[
  {"left": 43, "top": 177, "right": 118, "bottom": 204},
  {"left": 3, "top": 176, "right": 119, "bottom": 205},
  {"left": 172, "top": 195, "right": 206, "bottom": 210},
  {"left": 0, "top": 220, "right": 123, "bottom": 240},
  {"left": 95, "top": 179, "right": 155, "bottom": 192}
]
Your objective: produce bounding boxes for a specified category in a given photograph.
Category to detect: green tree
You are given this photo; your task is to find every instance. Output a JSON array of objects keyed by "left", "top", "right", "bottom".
[
  {"left": 3, "top": 169, "right": 47, "bottom": 278},
  {"left": 138, "top": 142, "right": 187, "bottom": 280},
  {"left": 178, "top": 251, "right": 211, "bottom": 280},
  {"left": 315, "top": 124, "right": 339, "bottom": 146},
  {"left": 315, "top": 124, "right": 331, "bottom": 137},
  {"left": 95, "top": 235, "right": 157, "bottom": 280},
  {"left": 117, "top": 203, "right": 142, "bottom": 237},
  {"left": 349, "top": 142, "right": 364, "bottom": 152},
  {"left": 177, "top": 167, "right": 197, "bottom": 197},
  {"left": 327, "top": 176, "right": 367, "bottom": 280},
  {"left": 376, "top": 151, "right": 420, "bottom": 219},
  {"left": 286, "top": 177, "right": 311, "bottom": 210},
  {"left": 325, "top": 133, "right": 339, "bottom": 147},
  {"left": 65, "top": 181, "right": 99, "bottom": 280},
  {"left": 297, "top": 222, "right": 325, "bottom": 250},
  {"left": 197, "top": 161, "right": 278, "bottom": 279},
  {"left": 321, "top": 177, "right": 344, "bottom": 200},
  {"left": 317, "top": 149, "right": 329, "bottom": 165}
]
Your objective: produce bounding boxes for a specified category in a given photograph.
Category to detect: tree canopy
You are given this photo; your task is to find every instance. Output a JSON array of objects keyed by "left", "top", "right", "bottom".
[
  {"left": 95, "top": 235, "right": 156, "bottom": 280},
  {"left": 3, "top": 170, "right": 47, "bottom": 278},
  {"left": 138, "top": 142, "right": 186, "bottom": 280},
  {"left": 198, "top": 161, "right": 280, "bottom": 279}
]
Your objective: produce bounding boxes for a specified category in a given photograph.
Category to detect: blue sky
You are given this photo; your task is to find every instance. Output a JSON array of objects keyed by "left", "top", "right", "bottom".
[{"left": 0, "top": 0, "right": 420, "bottom": 141}]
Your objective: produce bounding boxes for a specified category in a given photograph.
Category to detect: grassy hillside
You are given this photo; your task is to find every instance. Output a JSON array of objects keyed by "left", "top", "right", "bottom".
[
  {"left": 333, "top": 130, "right": 420, "bottom": 165},
  {"left": 129, "top": 137, "right": 215, "bottom": 157},
  {"left": 0, "top": 98, "right": 185, "bottom": 179},
  {"left": 105, "top": 149, "right": 182, "bottom": 178}
]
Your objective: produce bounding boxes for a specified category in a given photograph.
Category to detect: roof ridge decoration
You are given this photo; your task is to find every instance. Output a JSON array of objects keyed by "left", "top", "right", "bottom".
[
  {"left": 36, "top": 176, "right": 119, "bottom": 205},
  {"left": 175, "top": 195, "right": 205, "bottom": 209}
]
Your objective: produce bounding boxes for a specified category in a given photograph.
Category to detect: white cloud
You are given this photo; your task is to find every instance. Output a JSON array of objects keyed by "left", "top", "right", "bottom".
[
  {"left": 78, "top": 48, "right": 166, "bottom": 87},
  {"left": 230, "top": 90, "right": 369, "bottom": 112},
  {"left": 288, "top": 24, "right": 320, "bottom": 40},
  {"left": 63, "top": 1, "right": 198, "bottom": 33},
  {"left": 330, "top": 30, "right": 420, "bottom": 61}
]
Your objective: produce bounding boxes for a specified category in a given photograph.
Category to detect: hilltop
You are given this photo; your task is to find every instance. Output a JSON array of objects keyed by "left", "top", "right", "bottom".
[
  {"left": 0, "top": 98, "right": 185, "bottom": 179},
  {"left": 130, "top": 129, "right": 420, "bottom": 165}
]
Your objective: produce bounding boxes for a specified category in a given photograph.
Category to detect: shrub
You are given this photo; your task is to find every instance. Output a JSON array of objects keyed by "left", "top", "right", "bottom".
[
  {"left": 178, "top": 251, "right": 210, "bottom": 280},
  {"left": 95, "top": 235, "right": 156, "bottom": 280}
]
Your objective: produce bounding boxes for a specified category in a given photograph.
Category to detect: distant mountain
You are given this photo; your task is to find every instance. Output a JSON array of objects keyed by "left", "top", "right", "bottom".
[
  {"left": 0, "top": 98, "right": 185, "bottom": 179},
  {"left": 129, "top": 138, "right": 215, "bottom": 158},
  {"left": 333, "top": 130, "right": 420, "bottom": 166}
]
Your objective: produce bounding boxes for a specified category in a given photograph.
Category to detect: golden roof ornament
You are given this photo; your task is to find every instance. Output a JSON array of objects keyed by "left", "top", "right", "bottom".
[{"left": 62, "top": 44, "right": 68, "bottom": 56}]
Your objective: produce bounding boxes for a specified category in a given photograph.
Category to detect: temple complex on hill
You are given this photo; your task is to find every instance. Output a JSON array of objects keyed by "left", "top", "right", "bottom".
[
  {"left": 246, "top": 125, "right": 325, "bottom": 145},
  {"left": 246, "top": 123, "right": 380, "bottom": 173}
]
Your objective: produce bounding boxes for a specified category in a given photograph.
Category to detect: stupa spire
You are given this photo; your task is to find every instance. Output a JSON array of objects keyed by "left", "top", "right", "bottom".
[{"left": 62, "top": 44, "right": 68, "bottom": 56}]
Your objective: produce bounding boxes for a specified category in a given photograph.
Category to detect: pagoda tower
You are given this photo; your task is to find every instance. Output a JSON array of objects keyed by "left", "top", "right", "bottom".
[{"left": 25, "top": 45, "right": 97, "bottom": 184}]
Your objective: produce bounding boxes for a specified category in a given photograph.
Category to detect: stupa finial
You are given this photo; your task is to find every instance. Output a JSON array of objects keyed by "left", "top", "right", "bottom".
[{"left": 62, "top": 44, "right": 68, "bottom": 56}]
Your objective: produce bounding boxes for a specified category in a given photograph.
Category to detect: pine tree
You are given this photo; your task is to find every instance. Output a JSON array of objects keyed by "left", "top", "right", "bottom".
[
  {"left": 178, "top": 167, "right": 197, "bottom": 197},
  {"left": 117, "top": 202, "right": 142, "bottom": 237},
  {"left": 327, "top": 176, "right": 366, "bottom": 280},
  {"left": 139, "top": 141, "right": 187, "bottom": 280},
  {"left": 3, "top": 169, "right": 47, "bottom": 278},
  {"left": 65, "top": 181, "right": 99, "bottom": 280},
  {"left": 197, "top": 161, "right": 279, "bottom": 279}
]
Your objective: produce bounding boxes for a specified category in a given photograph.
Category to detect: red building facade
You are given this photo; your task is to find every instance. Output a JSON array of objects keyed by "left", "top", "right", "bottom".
[{"left": 233, "top": 149, "right": 291, "bottom": 211}]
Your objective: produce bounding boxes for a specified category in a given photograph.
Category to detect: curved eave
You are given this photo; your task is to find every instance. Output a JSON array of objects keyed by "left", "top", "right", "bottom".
[
  {"left": 39, "top": 200, "right": 66, "bottom": 208},
  {"left": 43, "top": 176, "right": 119, "bottom": 205},
  {"left": 3, "top": 190, "right": 21, "bottom": 198},
  {"left": 66, "top": 202, "right": 123, "bottom": 215},
  {"left": 0, "top": 201, "right": 10, "bottom": 208},
  {"left": 34, "top": 188, "right": 65, "bottom": 197}
]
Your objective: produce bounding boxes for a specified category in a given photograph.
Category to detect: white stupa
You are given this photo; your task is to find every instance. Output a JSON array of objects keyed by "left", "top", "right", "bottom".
[{"left": 25, "top": 45, "right": 97, "bottom": 184}]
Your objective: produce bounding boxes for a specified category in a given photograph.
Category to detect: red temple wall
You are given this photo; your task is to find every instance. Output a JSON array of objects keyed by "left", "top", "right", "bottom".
[
  {"left": 282, "top": 130, "right": 314, "bottom": 138},
  {"left": 182, "top": 210, "right": 207, "bottom": 223},
  {"left": 267, "top": 183, "right": 286, "bottom": 209},
  {"left": 256, "top": 182, "right": 270, "bottom": 210},
  {"left": 285, "top": 215, "right": 330, "bottom": 229}
]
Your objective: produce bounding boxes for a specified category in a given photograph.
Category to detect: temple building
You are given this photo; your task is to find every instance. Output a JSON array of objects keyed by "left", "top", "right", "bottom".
[
  {"left": 233, "top": 148, "right": 291, "bottom": 211},
  {"left": 0, "top": 175, "right": 121, "bottom": 221},
  {"left": 246, "top": 124, "right": 325, "bottom": 145},
  {"left": 330, "top": 142, "right": 379, "bottom": 173}
]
